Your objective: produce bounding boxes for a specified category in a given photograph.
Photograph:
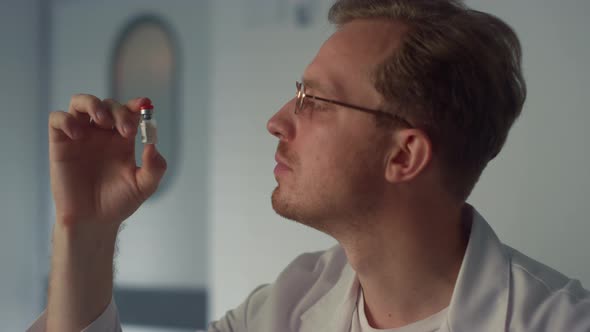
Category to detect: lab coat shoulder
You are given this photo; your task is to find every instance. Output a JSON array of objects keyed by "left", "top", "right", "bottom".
[
  {"left": 505, "top": 246, "right": 590, "bottom": 331},
  {"left": 209, "top": 245, "right": 347, "bottom": 332},
  {"left": 208, "top": 284, "right": 270, "bottom": 332}
]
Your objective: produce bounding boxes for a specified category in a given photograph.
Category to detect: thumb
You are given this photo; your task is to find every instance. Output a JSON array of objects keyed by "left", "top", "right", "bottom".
[{"left": 136, "top": 144, "right": 167, "bottom": 200}]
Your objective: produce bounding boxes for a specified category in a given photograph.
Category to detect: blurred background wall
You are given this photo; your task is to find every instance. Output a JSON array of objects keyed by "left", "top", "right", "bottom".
[
  {"left": 0, "top": 0, "right": 589, "bottom": 331},
  {"left": 0, "top": 1, "right": 44, "bottom": 331}
]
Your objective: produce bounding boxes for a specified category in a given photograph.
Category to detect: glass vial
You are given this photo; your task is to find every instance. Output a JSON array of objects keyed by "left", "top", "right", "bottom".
[{"left": 139, "top": 102, "right": 157, "bottom": 144}]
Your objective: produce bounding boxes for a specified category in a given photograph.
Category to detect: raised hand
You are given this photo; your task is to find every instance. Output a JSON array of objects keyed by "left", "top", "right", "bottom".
[{"left": 48, "top": 94, "right": 167, "bottom": 226}]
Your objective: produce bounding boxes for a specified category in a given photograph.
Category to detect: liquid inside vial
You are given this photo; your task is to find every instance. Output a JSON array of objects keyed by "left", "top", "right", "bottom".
[{"left": 140, "top": 104, "right": 157, "bottom": 144}]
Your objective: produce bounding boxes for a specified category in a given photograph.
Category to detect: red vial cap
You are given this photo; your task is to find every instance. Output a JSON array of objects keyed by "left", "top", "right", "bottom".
[{"left": 139, "top": 101, "right": 154, "bottom": 110}]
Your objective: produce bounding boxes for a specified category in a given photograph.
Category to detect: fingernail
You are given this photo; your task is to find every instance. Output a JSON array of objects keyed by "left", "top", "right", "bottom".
[
  {"left": 96, "top": 110, "right": 105, "bottom": 121},
  {"left": 123, "top": 123, "right": 134, "bottom": 136}
]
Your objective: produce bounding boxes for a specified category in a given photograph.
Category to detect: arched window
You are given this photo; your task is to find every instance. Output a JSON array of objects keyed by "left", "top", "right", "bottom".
[{"left": 111, "top": 15, "right": 180, "bottom": 199}]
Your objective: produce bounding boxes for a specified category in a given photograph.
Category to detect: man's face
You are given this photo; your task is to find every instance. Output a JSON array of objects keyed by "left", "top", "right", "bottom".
[{"left": 267, "top": 19, "right": 407, "bottom": 232}]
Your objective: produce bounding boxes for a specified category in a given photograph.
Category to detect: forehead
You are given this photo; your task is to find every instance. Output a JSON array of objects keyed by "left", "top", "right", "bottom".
[{"left": 304, "top": 18, "right": 408, "bottom": 98}]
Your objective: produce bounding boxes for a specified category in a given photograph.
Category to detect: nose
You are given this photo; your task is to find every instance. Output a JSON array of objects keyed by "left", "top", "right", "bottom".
[{"left": 267, "top": 98, "right": 296, "bottom": 142}]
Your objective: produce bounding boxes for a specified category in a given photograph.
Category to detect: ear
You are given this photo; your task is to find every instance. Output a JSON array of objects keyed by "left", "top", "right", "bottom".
[{"left": 384, "top": 129, "right": 432, "bottom": 183}]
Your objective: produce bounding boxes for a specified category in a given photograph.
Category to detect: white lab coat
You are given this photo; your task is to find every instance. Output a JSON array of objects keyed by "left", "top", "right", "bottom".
[{"left": 28, "top": 208, "right": 590, "bottom": 331}]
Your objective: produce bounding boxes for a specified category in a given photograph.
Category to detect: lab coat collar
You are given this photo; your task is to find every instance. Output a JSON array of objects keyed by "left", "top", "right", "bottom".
[
  {"left": 299, "top": 206, "right": 510, "bottom": 332},
  {"left": 299, "top": 257, "right": 358, "bottom": 332},
  {"left": 444, "top": 207, "right": 510, "bottom": 331}
]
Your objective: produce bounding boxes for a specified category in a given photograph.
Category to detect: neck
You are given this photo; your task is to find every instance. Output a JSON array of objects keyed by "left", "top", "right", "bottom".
[{"left": 336, "top": 200, "right": 471, "bottom": 329}]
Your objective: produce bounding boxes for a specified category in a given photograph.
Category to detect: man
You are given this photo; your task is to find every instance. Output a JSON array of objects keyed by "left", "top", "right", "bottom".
[{"left": 29, "top": 0, "right": 590, "bottom": 331}]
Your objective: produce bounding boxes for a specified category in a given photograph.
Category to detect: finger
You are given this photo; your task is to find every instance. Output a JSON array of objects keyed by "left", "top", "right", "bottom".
[
  {"left": 68, "top": 93, "right": 114, "bottom": 128},
  {"left": 48, "top": 111, "right": 84, "bottom": 142},
  {"left": 125, "top": 97, "right": 152, "bottom": 113},
  {"left": 103, "top": 98, "right": 139, "bottom": 139},
  {"left": 135, "top": 144, "right": 167, "bottom": 200}
]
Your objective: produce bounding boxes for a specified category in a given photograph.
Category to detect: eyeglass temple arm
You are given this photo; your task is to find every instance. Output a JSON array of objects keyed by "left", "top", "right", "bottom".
[{"left": 308, "top": 94, "right": 412, "bottom": 127}]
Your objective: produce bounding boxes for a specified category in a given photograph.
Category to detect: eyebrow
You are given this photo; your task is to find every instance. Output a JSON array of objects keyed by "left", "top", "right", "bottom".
[{"left": 301, "top": 77, "right": 339, "bottom": 97}]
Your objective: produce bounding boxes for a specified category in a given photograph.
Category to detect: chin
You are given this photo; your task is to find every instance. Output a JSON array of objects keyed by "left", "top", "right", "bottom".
[
  {"left": 271, "top": 187, "right": 333, "bottom": 235},
  {"left": 271, "top": 186, "right": 299, "bottom": 221}
]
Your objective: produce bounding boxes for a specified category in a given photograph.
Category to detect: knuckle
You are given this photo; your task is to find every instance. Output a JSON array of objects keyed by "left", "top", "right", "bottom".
[
  {"left": 88, "top": 96, "right": 103, "bottom": 109},
  {"left": 102, "top": 98, "right": 117, "bottom": 106},
  {"left": 70, "top": 93, "right": 84, "bottom": 100},
  {"left": 70, "top": 93, "right": 103, "bottom": 111},
  {"left": 48, "top": 111, "right": 67, "bottom": 126},
  {"left": 71, "top": 93, "right": 93, "bottom": 102},
  {"left": 47, "top": 112, "right": 56, "bottom": 126},
  {"left": 49, "top": 110, "right": 63, "bottom": 119},
  {"left": 113, "top": 104, "right": 130, "bottom": 118}
]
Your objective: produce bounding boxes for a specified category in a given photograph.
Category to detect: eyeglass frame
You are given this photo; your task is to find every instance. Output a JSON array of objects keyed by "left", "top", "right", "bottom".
[{"left": 294, "top": 81, "right": 413, "bottom": 128}]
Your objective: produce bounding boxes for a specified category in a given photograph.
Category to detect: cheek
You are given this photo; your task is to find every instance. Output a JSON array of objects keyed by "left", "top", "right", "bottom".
[
  {"left": 332, "top": 138, "right": 386, "bottom": 183},
  {"left": 295, "top": 134, "right": 342, "bottom": 184},
  {"left": 302, "top": 138, "right": 361, "bottom": 181},
  {"left": 297, "top": 124, "right": 385, "bottom": 187}
]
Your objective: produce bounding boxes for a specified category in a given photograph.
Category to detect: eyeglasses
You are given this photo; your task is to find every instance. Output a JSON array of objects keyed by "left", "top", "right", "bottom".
[{"left": 294, "top": 81, "right": 412, "bottom": 127}]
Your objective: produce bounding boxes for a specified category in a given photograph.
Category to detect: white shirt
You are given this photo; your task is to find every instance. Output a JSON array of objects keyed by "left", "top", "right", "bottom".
[
  {"left": 351, "top": 287, "right": 448, "bottom": 332},
  {"left": 28, "top": 207, "right": 590, "bottom": 331}
]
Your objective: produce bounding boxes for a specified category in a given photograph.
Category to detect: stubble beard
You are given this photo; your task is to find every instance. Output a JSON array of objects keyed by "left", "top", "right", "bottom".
[
  {"left": 271, "top": 185, "right": 306, "bottom": 223},
  {"left": 271, "top": 183, "right": 334, "bottom": 234},
  {"left": 270, "top": 141, "right": 387, "bottom": 235}
]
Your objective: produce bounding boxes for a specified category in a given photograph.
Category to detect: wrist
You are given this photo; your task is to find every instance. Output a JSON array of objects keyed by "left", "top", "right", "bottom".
[
  {"left": 52, "top": 219, "right": 119, "bottom": 265},
  {"left": 47, "top": 218, "right": 120, "bottom": 331}
]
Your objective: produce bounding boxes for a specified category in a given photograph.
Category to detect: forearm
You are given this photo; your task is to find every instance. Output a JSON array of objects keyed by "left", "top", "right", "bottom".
[{"left": 46, "top": 219, "right": 120, "bottom": 332}]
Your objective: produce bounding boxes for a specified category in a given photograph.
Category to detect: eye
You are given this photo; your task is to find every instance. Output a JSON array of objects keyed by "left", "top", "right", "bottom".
[{"left": 307, "top": 99, "right": 329, "bottom": 112}]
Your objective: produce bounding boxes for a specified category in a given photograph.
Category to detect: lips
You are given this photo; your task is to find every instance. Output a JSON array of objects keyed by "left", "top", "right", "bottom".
[
  {"left": 275, "top": 155, "right": 292, "bottom": 169},
  {"left": 274, "top": 155, "right": 292, "bottom": 175}
]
